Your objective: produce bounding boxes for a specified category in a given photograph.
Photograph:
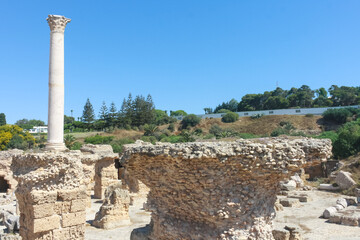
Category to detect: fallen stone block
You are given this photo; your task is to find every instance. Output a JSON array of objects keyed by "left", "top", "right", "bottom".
[
  {"left": 335, "top": 171, "right": 356, "bottom": 190},
  {"left": 341, "top": 215, "right": 359, "bottom": 226},
  {"left": 281, "top": 180, "right": 297, "bottom": 191},
  {"left": 319, "top": 184, "right": 340, "bottom": 191},
  {"left": 288, "top": 193, "right": 312, "bottom": 202},
  {"left": 323, "top": 207, "right": 337, "bottom": 219},
  {"left": 328, "top": 213, "right": 342, "bottom": 224},
  {"left": 272, "top": 229, "right": 290, "bottom": 240},
  {"left": 280, "top": 198, "right": 301, "bottom": 208}
]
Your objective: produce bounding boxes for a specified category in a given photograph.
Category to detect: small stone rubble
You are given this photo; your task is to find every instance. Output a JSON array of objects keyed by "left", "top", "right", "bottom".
[
  {"left": 92, "top": 183, "right": 131, "bottom": 229},
  {"left": 323, "top": 197, "right": 360, "bottom": 227},
  {"left": 122, "top": 137, "right": 332, "bottom": 240}
]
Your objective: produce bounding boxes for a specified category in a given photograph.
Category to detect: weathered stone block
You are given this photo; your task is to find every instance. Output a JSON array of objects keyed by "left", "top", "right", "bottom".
[
  {"left": 280, "top": 198, "right": 301, "bottom": 207},
  {"left": 335, "top": 171, "right": 356, "bottom": 190},
  {"left": 53, "top": 224, "right": 85, "bottom": 240},
  {"left": 323, "top": 207, "right": 337, "bottom": 219},
  {"left": 272, "top": 229, "right": 290, "bottom": 240},
  {"left": 71, "top": 199, "right": 86, "bottom": 213},
  {"left": 54, "top": 201, "right": 71, "bottom": 215},
  {"left": 61, "top": 212, "right": 86, "bottom": 228},
  {"left": 57, "top": 187, "right": 86, "bottom": 201},
  {"left": 32, "top": 215, "right": 60, "bottom": 233},
  {"left": 30, "top": 191, "right": 57, "bottom": 205},
  {"left": 32, "top": 203, "right": 54, "bottom": 219}
]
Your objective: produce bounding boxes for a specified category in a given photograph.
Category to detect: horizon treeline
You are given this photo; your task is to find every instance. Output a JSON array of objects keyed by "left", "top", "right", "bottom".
[{"left": 207, "top": 85, "right": 360, "bottom": 114}]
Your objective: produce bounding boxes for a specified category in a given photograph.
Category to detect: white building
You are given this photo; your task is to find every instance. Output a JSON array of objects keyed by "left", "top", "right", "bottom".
[{"left": 28, "top": 126, "right": 48, "bottom": 134}]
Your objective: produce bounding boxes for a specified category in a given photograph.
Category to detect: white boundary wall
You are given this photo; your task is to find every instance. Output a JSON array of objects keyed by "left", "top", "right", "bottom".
[{"left": 174, "top": 105, "right": 360, "bottom": 120}]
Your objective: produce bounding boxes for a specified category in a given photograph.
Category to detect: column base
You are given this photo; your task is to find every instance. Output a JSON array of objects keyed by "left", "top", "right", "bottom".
[{"left": 45, "top": 142, "right": 67, "bottom": 151}]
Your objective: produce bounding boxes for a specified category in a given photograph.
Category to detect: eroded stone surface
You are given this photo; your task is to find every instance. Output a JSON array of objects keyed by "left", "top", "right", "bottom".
[
  {"left": 122, "top": 138, "right": 332, "bottom": 240},
  {"left": 0, "top": 150, "right": 23, "bottom": 194}
]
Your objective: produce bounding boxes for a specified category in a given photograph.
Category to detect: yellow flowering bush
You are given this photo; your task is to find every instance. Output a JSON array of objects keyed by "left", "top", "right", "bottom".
[{"left": 0, "top": 124, "right": 36, "bottom": 150}]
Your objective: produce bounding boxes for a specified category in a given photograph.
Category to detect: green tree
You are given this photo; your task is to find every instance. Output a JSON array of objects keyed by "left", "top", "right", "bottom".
[
  {"left": 0, "top": 113, "right": 6, "bottom": 126},
  {"left": 15, "top": 119, "right": 45, "bottom": 130},
  {"left": 108, "top": 102, "right": 118, "bottom": 127},
  {"left": 64, "top": 115, "right": 75, "bottom": 124},
  {"left": 203, "top": 108, "right": 213, "bottom": 114},
  {"left": 81, "top": 98, "right": 95, "bottom": 124},
  {"left": 170, "top": 110, "right": 188, "bottom": 117},
  {"left": 99, "top": 101, "right": 109, "bottom": 121}
]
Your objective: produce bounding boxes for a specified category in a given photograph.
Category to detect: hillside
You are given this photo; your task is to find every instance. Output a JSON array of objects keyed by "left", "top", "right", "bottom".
[{"left": 176, "top": 115, "right": 325, "bottom": 136}]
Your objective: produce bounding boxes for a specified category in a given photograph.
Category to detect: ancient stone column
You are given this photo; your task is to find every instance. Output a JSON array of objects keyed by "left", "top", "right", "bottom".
[
  {"left": 122, "top": 138, "right": 332, "bottom": 240},
  {"left": 46, "top": 15, "right": 71, "bottom": 151}
]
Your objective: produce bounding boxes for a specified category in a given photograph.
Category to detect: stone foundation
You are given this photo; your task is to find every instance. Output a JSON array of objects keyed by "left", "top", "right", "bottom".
[
  {"left": 122, "top": 138, "right": 332, "bottom": 240},
  {"left": 11, "top": 152, "right": 86, "bottom": 240}
]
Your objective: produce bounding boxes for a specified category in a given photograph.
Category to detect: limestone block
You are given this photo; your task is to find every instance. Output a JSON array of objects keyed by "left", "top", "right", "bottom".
[
  {"left": 30, "top": 191, "right": 57, "bottom": 205},
  {"left": 328, "top": 213, "right": 342, "bottom": 224},
  {"left": 341, "top": 216, "right": 359, "bottom": 226},
  {"left": 33, "top": 215, "right": 60, "bottom": 233},
  {"left": 57, "top": 186, "right": 86, "bottom": 201},
  {"left": 70, "top": 199, "right": 86, "bottom": 213},
  {"left": 335, "top": 171, "right": 356, "bottom": 190},
  {"left": 288, "top": 193, "right": 311, "bottom": 202},
  {"left": 272, "top": 229, "right": 290, "bottom": 240},
  {"left": 323, "top": 207, "right": 337, "bottom": 219},
  {"left": 31, "top": 203, "right": 54, "bottom": 219},
  {"left": 281, "top": 180, "right": 297, "bottom": 191},
  {"left": 280, "top": 198, "right": 300, "bottom": 207},
  {"left": 61, "top": 212, "right": 86, "bottom": 228},
  {"left": 52, "top": 224, "right": 85, "bottom": 240},
  {"left": 54, "top": 201, "right": 71, "bottom": 215}
]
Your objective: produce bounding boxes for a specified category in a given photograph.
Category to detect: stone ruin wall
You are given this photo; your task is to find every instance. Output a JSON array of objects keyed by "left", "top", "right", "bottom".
[
  {"left": 0, "top": 150, "right": 23, "bottom": 195},
  {"left": 122, "top": 137, "right": 332, "bottom": 240},
  {"left": 79, "top": 144, "right": 119, "bottom": 202},
  {"left": 11, "top": 152, "right": 87, "bottom": 240}
]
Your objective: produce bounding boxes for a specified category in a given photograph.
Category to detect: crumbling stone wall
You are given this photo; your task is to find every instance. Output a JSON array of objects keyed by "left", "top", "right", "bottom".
[
  {"left": 79, "top": 144, "right": 119, "bottom": 201},
  {"left": 122, "top": 138, "right": 332, "bottom": 240},
  {"left": 11, "top": 152, "right": 87, "bottom": 240},
  {"left": 0, "top": 150, "right": 23, "bottom": 194}
]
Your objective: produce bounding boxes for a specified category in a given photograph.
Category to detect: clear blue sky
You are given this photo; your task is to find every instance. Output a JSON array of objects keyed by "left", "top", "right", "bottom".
[{"left": 1, "top": 1, "right": 360, "bottom": 124}]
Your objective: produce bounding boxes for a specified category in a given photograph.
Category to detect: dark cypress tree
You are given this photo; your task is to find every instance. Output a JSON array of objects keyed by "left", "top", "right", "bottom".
[
  {"left": 82, "top": 98, "right": 95, "bottom": 124},
  {"left": 0, "top": 113, "right": 6, "bottom": 126}
]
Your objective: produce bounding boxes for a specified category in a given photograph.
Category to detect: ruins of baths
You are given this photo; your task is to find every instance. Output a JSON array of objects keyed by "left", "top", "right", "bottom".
[{"left": 1, "top": 14, "right": 360, "bottom": 240}]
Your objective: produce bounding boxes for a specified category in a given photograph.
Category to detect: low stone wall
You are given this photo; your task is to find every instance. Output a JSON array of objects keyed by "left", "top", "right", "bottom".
[
  {"left": 122, "top": 138, "right": 332, "bottom": 240},
  {"left": 11, "top": 152, "right": 86, "bottom": 240}
]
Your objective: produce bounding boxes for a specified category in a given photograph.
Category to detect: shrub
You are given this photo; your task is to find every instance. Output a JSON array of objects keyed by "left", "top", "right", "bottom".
[
  {"left": 323, "top": 108, "right": 353, "bottom": 124},
  {"left": 141, "top": 136, "right": 157, "bottom": 144},
  {"left": 64, "top": 134, "right": 76, "bottom": 149},
  {"left": 71, "top": 141, "right": 82, "bottom": 150},
  {"left": 270, "top": 128, "right": 288, "bottom": 137},
  {"left": 315, "top": 131, "right": 338, "bottom": 143},
  {"left": 84, "top": 134, "right": 114, "bottom": 144},
  {"left": 203, "top": 134, "right": 215, "bottom": 139},
  {"left": 251, "top": 114, "right": 264, "bottom": 119},
  {"left": 221, "top": 112, "right": 239, "bottom": 123},
  {"left": 305, "top": 114, "right": 314, "bottom": 117},
  {"left": 217, "top": 109, "right": 232, "bottom": 114},
  {"left": 193, "top": 128, "right": 203, "bottom": 135},
  {"left": 209, "top": 124, "right": 222, "bottom": 138},
  {"left": 181, "top": 114, "right": 201, "bottom": 129},
  {"left": 168, "top": 123, "right": 175, "bottom": 132},
  {"left": 332, "top": 120, "right": 360, "bottom": 159},
  {"left": 110, "top": 138, "right": 135, "bottom": 153},
  {"left": 143, "top": 124, "right": 159, "bottom": 136}
]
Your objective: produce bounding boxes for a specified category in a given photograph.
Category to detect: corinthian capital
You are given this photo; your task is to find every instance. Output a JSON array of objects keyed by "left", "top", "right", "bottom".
[{"left": 47, "top": 15, "right": 71, "bottom": 33}]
